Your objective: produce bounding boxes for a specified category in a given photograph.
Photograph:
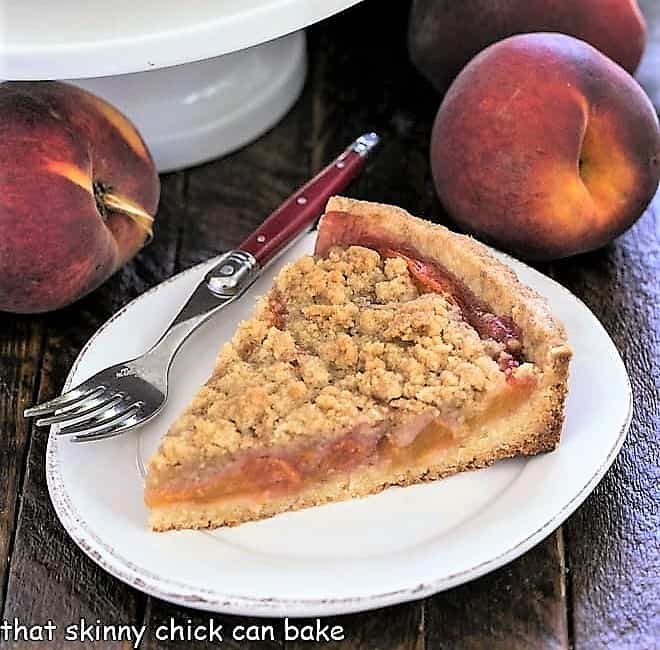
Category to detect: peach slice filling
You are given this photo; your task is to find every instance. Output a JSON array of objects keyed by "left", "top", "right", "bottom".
[
  {"left": 146, "top": 229, "right": 535, "bottom": 510},
  {"left": 144, "top": 377, "right": 534, "bottom": 509}
]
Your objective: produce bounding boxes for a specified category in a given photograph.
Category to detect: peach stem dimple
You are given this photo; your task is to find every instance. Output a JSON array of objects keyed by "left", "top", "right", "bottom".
[{"left": 100, "top": 188, "right": 154, "bottom": 243}]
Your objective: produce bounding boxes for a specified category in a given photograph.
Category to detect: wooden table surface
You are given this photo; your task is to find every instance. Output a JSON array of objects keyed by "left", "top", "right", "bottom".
[{"left": 1, "top": 1, "right": 658, "bottom": 648}]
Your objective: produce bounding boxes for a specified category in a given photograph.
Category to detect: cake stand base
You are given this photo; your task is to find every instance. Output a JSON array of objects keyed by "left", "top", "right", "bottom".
[{"left": 72, "top": 32, "right": 307, "bottom": 172}]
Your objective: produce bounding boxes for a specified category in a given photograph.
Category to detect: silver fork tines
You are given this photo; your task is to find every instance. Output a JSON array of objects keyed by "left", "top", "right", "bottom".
[
  {"left": 35, "top": 392, "right": 123, "bottom": 427},
  {"left": 24, "top": 386, "right": 106, "bottom": 419},
  {"left": 58, "top": 399, "right": 143, "bottom": 438}
]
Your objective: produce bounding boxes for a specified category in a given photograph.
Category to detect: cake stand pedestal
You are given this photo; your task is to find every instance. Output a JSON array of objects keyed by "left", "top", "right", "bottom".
[{"left": 73, "top": 33, "right": 306, "bottom": 172}]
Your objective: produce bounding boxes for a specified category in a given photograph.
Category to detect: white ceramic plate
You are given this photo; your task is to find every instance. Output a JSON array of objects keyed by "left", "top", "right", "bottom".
[{"left": 46, "top": 233, "right": 632, "bottom": 617}]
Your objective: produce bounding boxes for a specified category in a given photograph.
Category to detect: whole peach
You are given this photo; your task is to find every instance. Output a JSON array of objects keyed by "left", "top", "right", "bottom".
[
  {"left": 0, "top": 82, "right": 159, "bottom": 313},
  {"left": 409, "top": 0, "right": 647, "bottom": 93},
  {"left": 431, "top": 33, "right": 660, "bottom": 260}
]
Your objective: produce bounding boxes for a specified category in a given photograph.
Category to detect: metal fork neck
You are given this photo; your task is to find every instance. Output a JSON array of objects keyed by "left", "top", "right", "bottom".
[{"left": 148, "top": 250, "right": 261, "bottom": 362}]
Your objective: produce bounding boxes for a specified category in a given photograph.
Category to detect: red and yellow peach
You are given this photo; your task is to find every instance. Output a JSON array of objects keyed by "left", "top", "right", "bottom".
[
  {"left": 0, "top": 82, "right": 159, "bottom": 313},
  {"left": 430, "top": 33, "right": 660, "bottom": 260}
]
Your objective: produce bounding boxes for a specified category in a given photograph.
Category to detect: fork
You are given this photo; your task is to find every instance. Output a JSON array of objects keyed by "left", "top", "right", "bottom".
[{"left": 24, "top": 132, "right": 380, "bottom": 442}]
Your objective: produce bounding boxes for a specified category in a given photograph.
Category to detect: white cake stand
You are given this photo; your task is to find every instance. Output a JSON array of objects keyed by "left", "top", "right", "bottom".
[{"left": 1, "top": 0, "right": 363, "bottom": 171}]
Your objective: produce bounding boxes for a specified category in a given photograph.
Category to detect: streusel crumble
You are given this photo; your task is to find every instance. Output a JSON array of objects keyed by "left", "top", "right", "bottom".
[{"left": 150, "top": 246, "right": 531, "bottom": 476}]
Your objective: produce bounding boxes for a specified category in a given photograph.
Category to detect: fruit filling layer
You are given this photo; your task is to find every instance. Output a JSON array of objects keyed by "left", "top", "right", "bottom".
[
  {"left": 146, "top": 377, "right": 534, "bottom": 508},
  {"left": 146, "top": 244, "right": 537, "bottom": 506}
]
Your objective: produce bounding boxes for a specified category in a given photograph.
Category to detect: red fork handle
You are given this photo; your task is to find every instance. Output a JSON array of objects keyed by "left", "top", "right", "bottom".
[{"left": 239, "top": 132, "right": 379, "bottom": 266}]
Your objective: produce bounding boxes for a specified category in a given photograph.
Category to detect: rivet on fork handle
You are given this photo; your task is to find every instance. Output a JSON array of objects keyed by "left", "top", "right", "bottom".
[{"left": 205, "top": 250, "right": 260, "bottom": 298}]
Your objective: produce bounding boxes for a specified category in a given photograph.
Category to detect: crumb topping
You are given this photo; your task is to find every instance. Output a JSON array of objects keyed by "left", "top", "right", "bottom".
[{"left": 149, "top": 246, "right": 537, "bottom": 474}]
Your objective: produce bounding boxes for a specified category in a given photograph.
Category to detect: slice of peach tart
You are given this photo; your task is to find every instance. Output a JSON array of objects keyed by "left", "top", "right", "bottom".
[{"left": 145, "top": 197, "right": 572, "bottom": 531}]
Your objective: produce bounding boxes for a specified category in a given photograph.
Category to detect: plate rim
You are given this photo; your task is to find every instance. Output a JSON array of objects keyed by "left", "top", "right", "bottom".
[{"left": 46, "top": 248, "right": 633, "bottom": 617}]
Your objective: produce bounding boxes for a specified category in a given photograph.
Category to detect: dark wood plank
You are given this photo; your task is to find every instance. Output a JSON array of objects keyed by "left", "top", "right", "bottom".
[
  {"left": 426, "top": 534, "right": 569, "bottom": 650},
  {"left": 1, "top": 173, "right": 185, "bottom": 648},
  {"left": 554, "top": 192, "right": 660, "bottom": 650},
  {"left": 307, "top": 0, "right": 438, "bottom": 217},
  {"left": 0, "top": 315, "right": 43, "bottom": 612}
]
